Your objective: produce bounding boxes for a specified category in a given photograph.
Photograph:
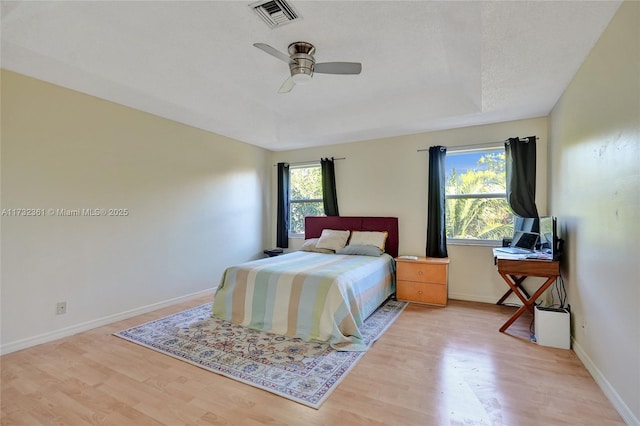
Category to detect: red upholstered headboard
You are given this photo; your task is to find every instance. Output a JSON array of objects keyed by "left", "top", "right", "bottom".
[{"left": 304, "top": 216, "right": 399, "bottom": 258}]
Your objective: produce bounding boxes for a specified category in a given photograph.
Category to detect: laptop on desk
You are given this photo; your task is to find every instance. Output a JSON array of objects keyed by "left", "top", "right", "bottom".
[{"left": 495, "top": 231, "right": 539, "bottom": 254}]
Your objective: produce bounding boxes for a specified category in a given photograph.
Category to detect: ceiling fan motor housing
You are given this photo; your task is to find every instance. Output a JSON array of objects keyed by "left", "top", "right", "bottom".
[{"left": 288, "top": 42, "right": 315, "bottom": 81}]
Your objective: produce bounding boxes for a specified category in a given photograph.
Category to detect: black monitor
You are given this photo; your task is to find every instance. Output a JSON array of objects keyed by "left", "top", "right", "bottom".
[
  {"left": 514, "top": 215, "right": 560, "bottom": 260},
  {"left": 514, "top": 216, "right": 539, "bottom": 234},
  {"left": 539, "top": 216, "right": 561, "bottom": 260}
]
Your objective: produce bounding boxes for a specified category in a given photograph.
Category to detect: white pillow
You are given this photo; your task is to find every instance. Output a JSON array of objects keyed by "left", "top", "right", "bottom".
[
  {"left": 348, "top": 231, "right": 388, "bottom": 251},
  {"left": 316, "top": 229, "right": 351, "bottom": 252},
  {"left": 300, "top": 238, "right": 334, "bottom": 254}
]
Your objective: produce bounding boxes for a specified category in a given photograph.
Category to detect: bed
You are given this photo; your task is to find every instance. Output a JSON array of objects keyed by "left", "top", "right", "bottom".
[{"left": 211, "top": 216, "right": 399, "bottom": 351}]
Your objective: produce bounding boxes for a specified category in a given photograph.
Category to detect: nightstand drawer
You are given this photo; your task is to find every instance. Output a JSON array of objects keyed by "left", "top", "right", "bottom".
[
  {"left": 396, "top": 262, "right": 447, "bottom": 284},
  {"left": 396, "top": 281, "right": 447, "bottom": 306}
]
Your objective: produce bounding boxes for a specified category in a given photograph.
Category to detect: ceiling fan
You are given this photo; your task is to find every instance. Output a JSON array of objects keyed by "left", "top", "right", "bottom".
[{"left": 253, "top": 41, "right": 362, "bottom": 94}]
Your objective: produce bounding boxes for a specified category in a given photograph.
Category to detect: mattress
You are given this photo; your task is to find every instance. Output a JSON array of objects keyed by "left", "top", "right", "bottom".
[{"left": 212, "top": 251, "right": 396, "bottom": 351}]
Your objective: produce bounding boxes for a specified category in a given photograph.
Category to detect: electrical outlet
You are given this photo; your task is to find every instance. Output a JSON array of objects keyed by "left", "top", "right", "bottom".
[{"left": 56, "top": 301, "right": 67, "bottom": 315}]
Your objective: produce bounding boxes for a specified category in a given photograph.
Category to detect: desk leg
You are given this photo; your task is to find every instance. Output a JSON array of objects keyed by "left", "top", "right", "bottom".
[
  {"left": 498, "top": 272, "right": 531, "bottom": 306},
  {"left": 496, "top": 275, "right": 531, "bottom": 305},
  {"left": 499, "top": 304, "right": 530, "bottom": 332},
  {"left": 499, "top": 275, "right": 558, "bottom": 333}
]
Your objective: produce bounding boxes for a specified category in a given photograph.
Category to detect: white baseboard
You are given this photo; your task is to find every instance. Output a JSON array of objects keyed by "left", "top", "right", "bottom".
[
  {"left": 571, "top": 337, "right": 638, "bottom": 425},
  {"left": 0, "top": 288, "right": 214, "bottom": 356},
  {"left": 448, "top": 292, "right": 507, "bottom": 305}
]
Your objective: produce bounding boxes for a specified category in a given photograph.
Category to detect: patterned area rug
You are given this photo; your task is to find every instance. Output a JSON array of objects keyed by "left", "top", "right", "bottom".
[{"left": 115, "top": 299, "right": 407, "bottom": 409}]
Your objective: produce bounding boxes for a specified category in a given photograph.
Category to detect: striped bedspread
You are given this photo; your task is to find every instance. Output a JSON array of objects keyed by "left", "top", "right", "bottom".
[{"left": 212, "top": 251, "right": 396, "bottom": 351}]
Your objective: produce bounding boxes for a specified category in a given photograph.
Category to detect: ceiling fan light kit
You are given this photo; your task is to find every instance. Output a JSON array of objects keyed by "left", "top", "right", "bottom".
[
  {"left": 292, "top": 73, "right": 312, "bottom": 84},
  {"left": 254, "top": 41, "right": 362, "bottom": 93}
]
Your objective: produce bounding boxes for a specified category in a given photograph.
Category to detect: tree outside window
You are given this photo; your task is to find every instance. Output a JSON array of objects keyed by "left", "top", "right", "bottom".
[
  {"left": 289, "top": 165, "right": 324, "bottom": 235},
  {"left": 445, "top": 148, "right": 514, "bottom": 241}
]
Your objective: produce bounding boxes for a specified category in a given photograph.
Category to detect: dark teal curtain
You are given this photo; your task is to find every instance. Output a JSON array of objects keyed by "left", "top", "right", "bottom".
[
  {"left": 426, "top": 146, "right": 448, "bottom": 258},
  {"left": 321, "top": 158, "right": 339, "bottom": 216},
  {"left": 505, "top": 136, "right": 539, "bottom": 223},
  {"left": 276, "top": 162, "right": 290, "bottom": 248}
]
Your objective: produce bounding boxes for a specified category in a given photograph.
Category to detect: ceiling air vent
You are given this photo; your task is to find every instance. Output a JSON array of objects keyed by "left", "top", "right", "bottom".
[{"left": 250, "top": 0, "right": 301, "bottom": 28}]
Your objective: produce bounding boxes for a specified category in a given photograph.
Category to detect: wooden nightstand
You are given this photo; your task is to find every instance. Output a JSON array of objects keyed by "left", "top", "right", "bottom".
[{"left": 395, "top": 257, "right": 450, "bottom": 306}]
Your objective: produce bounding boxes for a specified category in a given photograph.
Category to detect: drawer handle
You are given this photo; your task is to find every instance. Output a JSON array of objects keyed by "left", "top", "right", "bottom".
[
  {"left": 418, "top": 290, "right": 423, "bottom": 295},
  {"left": 418, "top": 271, "right": 423, "bottom": 276}
]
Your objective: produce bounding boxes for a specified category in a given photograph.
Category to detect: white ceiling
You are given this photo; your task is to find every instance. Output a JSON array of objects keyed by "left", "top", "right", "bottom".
[{"left": 1, "top": 1, "right": 622, "bottom": 151}]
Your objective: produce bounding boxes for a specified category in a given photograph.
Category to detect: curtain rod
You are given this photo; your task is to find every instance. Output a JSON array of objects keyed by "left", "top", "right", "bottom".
[
  {"left": 417, "top": 136, "right": 538, "bottom": 152},
  {"left": 273, "top": 157, "right": 346, "bottom": 167}
]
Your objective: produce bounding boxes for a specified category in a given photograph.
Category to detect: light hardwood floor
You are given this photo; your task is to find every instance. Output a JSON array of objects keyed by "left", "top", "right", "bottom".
[{"left": 1, "top": 293, "right": 624, "bottom": 425}]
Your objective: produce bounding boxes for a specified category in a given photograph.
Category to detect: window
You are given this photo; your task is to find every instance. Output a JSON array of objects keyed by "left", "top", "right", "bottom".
[
  {"left": 445, "top": 147, "right": 514, "bottom": 242},
  {"left": 289, "top": 164, "right": 324, "bottom": 235}
]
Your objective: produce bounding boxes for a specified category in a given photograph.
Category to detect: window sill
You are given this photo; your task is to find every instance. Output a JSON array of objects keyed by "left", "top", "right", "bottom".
[{"left": 447, "top": 239, "right": 502, "bottom": 247}]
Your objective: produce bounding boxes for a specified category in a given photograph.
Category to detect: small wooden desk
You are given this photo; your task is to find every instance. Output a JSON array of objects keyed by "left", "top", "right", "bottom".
[{"left": 493, "top": 251, "right": 560, "bottom": 332}]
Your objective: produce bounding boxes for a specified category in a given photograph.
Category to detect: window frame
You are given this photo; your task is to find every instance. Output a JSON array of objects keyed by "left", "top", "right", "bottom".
[
  {"left": 288, "top": 163, "right": 325, "bottom": 238},
  {"left": 445, "top": 145, "right": 511, "bottom": 246}
]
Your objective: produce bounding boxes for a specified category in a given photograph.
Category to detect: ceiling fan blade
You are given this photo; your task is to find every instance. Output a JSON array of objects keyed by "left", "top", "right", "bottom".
[
  {"left": 278, "top": 77, "right": 295, "bottom": 94},
  {"left": 253, "top": 43, "right": 294, "bottom": 64},
  {"left": 314, "top": 62, "right": 362, "bottom": 75}
]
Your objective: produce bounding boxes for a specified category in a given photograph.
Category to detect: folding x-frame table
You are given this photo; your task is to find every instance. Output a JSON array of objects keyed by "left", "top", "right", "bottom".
[{"left": 493, "top": 251, "right": 560, "bottom": 332}]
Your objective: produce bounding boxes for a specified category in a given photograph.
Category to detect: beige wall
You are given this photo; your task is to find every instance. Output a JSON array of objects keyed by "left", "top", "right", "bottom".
[
  {"left": 271, "top": 117, "right": 549, "bottom": 304},
  {"left": 549, "top": 1, "right": 639, "bottom": 422},
  {"left": 0, "top": 70, "right": 272, "bottom": 353}
]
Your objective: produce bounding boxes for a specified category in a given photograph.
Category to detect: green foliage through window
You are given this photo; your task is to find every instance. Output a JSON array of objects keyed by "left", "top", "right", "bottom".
[
  {"left": 445, "top": 149, "right": 514, "bottom": 241},
  {"left": 289, "top": 165, "right": 325, "bottom": 234}
]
